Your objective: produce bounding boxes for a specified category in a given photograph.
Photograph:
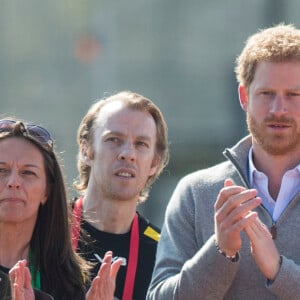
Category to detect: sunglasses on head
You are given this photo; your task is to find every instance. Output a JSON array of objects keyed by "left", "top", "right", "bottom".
[{"left": 0, "top": 119, "right": 54, "bottom": 149}]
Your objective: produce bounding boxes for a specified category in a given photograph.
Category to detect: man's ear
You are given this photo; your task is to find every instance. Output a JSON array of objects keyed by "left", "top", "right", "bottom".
[
  {"left": 81, "top": 140, "right": 92, "bottom": 166},
  {"left": 149, "top": 156, "right": 160, "bottom": 177},
  {"left": 238, "top": 85, "right": 248, "bottom": 112}
]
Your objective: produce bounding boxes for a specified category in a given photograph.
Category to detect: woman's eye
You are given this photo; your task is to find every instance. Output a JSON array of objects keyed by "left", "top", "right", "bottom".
[
  {"left": 288, "top": 92, "right": 300, "bottom": 97},
  {"left": 22, "top": 170, "right": 36, "bottom": 176},
  {"left": 0, "top": 168, "right": 8, "bottom": 174}
]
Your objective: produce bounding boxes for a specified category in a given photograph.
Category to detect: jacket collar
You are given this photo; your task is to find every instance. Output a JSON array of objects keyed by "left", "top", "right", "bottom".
[{"left": 223, "top": 135, "right": 252, "bottom": 187}]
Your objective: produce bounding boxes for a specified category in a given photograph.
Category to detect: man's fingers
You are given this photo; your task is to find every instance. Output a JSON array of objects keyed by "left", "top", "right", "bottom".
[
  {"left": 215, "top": 182, "right": 254, "bottom": 212},
  {"left": 245, "top": 217, "right": 272, "bottom": 239},
  {"left": 110, "top": 259, "right": 122, "bottom": 279},
  {"left": 224, "top": 178, "right": 234, "bottom": 187},
  {"left": 215, "top": 191, "right": 260, "bottom": 224}
]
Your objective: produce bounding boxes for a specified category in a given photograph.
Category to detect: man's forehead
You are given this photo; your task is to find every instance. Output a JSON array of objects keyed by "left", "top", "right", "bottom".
[
  {"left": 102, "top": 100, "right": 124, "bottom": 113},
  {"left": 97, "top": 100, "right": 125, "bottom": 120},
  {"left": 95, "top": 101, "right": 152, "bottom": 125},
  {"left": 94, "top": 102, "right": 155, "bottom": 134}
]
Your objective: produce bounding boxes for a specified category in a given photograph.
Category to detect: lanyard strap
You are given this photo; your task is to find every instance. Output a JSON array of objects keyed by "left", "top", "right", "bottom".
[
  {"left": 71, "top": 196, "right": 83, "bottom": 250},
  {"left": 122, "top": 212, "right": 139, "bottom": 300},
  {"left": 71, "top": 197, "right": 139, "bottom": 300},
  {"left": 29, "top": 250, "right": 41, "bottom": 289}
]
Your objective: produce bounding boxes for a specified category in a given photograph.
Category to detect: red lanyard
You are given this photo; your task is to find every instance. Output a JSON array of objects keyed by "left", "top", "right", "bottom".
[
  {"left": 71, "top": 196, "right": 139, "bottom": 300},
  {"left": 71, "top": 196, "right": 83, "bottom": 250}
]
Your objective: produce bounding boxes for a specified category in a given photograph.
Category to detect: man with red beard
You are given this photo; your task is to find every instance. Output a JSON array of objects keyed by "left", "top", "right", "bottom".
[
  {"left": 147, "top": 24, "right": 300, "bottom": 300},
  {"left": 71, "top": 91, "right": 169, "bottom": 300}
]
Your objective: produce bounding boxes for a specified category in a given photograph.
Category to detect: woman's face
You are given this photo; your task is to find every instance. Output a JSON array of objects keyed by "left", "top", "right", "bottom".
[{"left": 0, "top": 137, "right": 47, "bottom": 225}]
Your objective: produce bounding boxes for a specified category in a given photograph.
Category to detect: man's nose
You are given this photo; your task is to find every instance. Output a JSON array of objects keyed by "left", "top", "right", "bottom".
[
  {"left": 118, "top": 143, "right": 136, "bottom": 162},
  {"left": 269, "top": 95, "right": 288, "bottom": 115}
]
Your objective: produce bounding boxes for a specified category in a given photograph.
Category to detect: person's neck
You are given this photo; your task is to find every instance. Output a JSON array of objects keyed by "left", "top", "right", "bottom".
[
  {"left": 0, "top": 223, "right": 31, "bottom": 269},
  {"left": 252, "top": 145, "right": 300, "bottom": 199},
  {"left": 82, "top": 191, "right": 138, "bottom": 234}
]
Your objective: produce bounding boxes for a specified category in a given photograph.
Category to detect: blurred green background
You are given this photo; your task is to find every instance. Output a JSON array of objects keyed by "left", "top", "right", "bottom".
[{"left": 1, "top": 0, "right": 298, "bottom": 227}]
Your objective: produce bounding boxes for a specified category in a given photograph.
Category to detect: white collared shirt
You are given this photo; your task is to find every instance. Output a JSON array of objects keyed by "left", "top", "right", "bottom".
[{"left": 248, "top": 147, "right": 300, "bottom": 221}]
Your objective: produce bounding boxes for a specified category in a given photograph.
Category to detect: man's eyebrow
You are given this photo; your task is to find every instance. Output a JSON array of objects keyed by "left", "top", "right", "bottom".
[
  {"left": 103, "top": 131, "right": 152, "bottom": 140},
  {"left": 103, "top": 130, "right": 123, "bottom": 137},
  {"left": 136, "top": 135, "right": 152, "bottom": 141}
]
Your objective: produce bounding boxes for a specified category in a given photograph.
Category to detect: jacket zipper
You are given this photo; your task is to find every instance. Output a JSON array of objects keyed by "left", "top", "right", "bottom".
[
  {"left": 270, "top": 222, "right": 277, "bottom": 239},
  {"left": 223, "top": 149, "right": 249, "bottom": 188}
]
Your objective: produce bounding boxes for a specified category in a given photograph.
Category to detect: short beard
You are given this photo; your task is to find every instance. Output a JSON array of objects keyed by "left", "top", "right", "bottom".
[{"left": 247, "top": 112, "right": 300, "bottom": 156}]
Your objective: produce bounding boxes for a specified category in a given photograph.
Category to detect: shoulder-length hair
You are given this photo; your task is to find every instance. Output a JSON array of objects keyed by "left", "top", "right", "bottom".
[
  {"left": 0, "top": 120, "right": 88, "bottom": 299},
  {"left": 74, "top": 91, "right": 169, "bottom": 203}
]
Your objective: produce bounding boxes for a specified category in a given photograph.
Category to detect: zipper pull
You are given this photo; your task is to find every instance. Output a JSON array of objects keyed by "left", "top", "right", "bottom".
[{"left": 270, "top": 223, "right": 277, "bottom": 239}]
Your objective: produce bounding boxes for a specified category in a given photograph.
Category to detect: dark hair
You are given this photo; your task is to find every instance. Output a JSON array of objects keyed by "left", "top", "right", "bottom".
[
  {"left": 74, "top": 91, "right": 169, "bottom": 202},
  {"left": 0, "top": 120, "right": 89, "bottom": 299}
]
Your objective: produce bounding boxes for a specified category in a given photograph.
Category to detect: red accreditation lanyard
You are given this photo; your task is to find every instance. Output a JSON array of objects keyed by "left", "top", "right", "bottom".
[
  {"left": 71, "top": 196, "right": 139, "bottom": 300},
  {"left": 71, "top": 196, "right": 83, "bottom": 250}
]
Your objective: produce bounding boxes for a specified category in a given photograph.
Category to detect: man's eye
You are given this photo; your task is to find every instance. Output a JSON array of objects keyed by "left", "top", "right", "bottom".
[
  {"left": 261, "top": 91, "right": 273, "bottom": 96},
  {"left": 0, "top": 168, "right": 8, "bottom": 174},
  {"left": 106, "top": 137, "right": 124, "bottom": 146},
  {"left": 137, "top": 141, "right": 148, "bottom": 147}
]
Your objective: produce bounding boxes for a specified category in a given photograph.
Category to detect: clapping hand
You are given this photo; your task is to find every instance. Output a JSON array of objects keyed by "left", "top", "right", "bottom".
[
  {"left": 86, "top": 251, "right": 122, "bottom": 300},
  {"left": 214, "top": 179, "right": 261, "bottom": 256},
  {"left": 9, "top": 260, "right": 34, "bottom": 300},
  {"left": 245, "top": 217, "right": 281, "bottom": 280}
]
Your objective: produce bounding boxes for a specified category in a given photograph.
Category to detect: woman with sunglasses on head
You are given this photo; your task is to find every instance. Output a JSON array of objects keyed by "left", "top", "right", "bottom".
[{"left": 0, "top": 119, "right": 121, "bottom": 300}]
